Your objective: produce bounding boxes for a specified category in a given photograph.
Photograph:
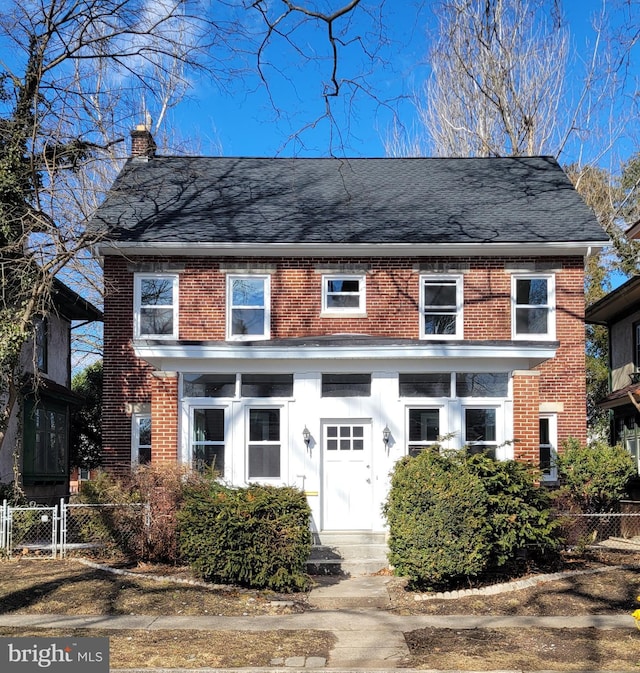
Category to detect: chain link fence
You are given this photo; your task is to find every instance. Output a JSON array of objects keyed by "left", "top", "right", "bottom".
[
  {"left": 555, "top": 511, "right": 640, "bottom": 547},
  {"left": 1, "top": 499, "right": 148, "bottom": 559}
]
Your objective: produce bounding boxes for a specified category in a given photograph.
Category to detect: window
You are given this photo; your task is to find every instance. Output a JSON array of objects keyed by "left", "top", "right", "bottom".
[
  {"left": 512, "top": 275, "right": 555, "bottom": 339},
  {"left": 23, "top": 402, "right": 68, "bottom": 484},
  {"left": 464, "top": 408, "right": 497, "bottom": 459},
  {"left": 134, "top": 274, "right": 178, "bottom": 338},
  {"left": 192, "top": 408, "right": 225, "bottom": 474},
  {"left": 184, "top": 374, "right": 236, "bottom": 398},
  {"left": 322, "top": 275, "right": 366, "bottom": 314},
  {"left": 634, "top": 323, "right": 640, "bottom": 372},
  {"left": 321, "top": 374, "right": 371, "bottom": 397},
  {"left": 539, "top": 415, "right": 557, "bottom": 481},
  {"left": 326, "top": 424, "right": 364, "bottom": 451},
  {"left": 399, "top": 373, "right": 451, "bottom": 397},
  {"left": 33, "top": 317, "right": 47, "bottom": 372},
  {"left": 420, "top": 276, "right": 463, "bottom": 339},
  {"left": 615, "top": 415, "right": 640, "bottom": 476},
  {"left": 132, "top": 414, "right": 151, "bottom": 464},
  {"left": 248, "top": 409, "right": 280, "bottom": 479},
  {"left": 241, "top": 374, "right": 293, "bottom": 397},
  {"left": 456, "top": 373, "right": 508, "bottom": 397},
  {"left": 408, "top": 408, "right": 440, "bottom": 456},
  {"left": 227, "top": 275, "right": 270, "bottom": 339}
]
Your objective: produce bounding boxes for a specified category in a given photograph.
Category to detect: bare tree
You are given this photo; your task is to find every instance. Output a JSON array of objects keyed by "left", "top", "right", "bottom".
[{"left": 0, "top": 0, "right": 379, "bottom": 488}]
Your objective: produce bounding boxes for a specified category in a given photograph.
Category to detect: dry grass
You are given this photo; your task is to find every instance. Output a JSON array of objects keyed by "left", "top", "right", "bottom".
[
  {"left": 0, "top": 627, "right": 334, "bottom": 669},
  {"left": 404, "top": 626, "right": 640, "bottom": 671},
  {"left": 1, "top": 550, "right": 640, "bottom": 670}
]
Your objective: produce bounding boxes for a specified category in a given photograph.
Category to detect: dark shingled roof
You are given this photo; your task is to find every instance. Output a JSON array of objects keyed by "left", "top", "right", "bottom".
[{"left": 91, "top": 156, "right": 607, "bottom": 245}]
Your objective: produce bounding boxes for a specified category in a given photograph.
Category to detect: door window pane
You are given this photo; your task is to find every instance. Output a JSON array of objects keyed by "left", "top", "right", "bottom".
[{"left": 464, "top": 408, "right": 497, "bottom": 459}]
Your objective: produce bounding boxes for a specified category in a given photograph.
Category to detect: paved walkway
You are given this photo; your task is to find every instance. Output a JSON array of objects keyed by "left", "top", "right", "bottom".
[{"left": 0, "top": 573, "right": 637, "bottom": 671}]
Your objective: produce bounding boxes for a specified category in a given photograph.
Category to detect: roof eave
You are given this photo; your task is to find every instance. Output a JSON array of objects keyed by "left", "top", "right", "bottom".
[
  {"left": 133, "top": 340, "right": 558, "bottom": 371},
  {"left": 96, "top": 240, "right": 609, "bottom": 258}
]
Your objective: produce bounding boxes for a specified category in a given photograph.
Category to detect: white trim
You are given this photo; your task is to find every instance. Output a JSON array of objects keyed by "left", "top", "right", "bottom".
[
  {"left": 133, "top": 273, "right": 179, "bottom": 340},
  {"left": 420, "top": 274, "right": 463, "bottom": 340},
  {"left": 97, "top": 240, "right": 608, "bottom": 258},
  {"left": 511, "top": 273, "right": 556, "bottom": 341},
  {"left": 133, "top": 341, "right": 558, "bottom": 372}
]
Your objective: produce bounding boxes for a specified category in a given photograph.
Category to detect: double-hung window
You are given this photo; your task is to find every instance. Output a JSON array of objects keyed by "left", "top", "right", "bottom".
[
  {"left": 248, "top": 408, "right": 281, "bottom": 479},
  {"left": 132, "top": 414, "right": 151, "bottom": 464},
  {"left": 539, "top": 414, "right": 558, "bottom": 481},
  {"left": 420, "top": 275, "right": 463, "bottom": 339},
  {"left": 134, "top": 274, "right": 178, "bottom": 339},
  {"left": 512, "top": 274, "right": 555, "bottom": 340},
  {"left": 227, "top": 274, "right": 270, "bottom": 340},
  {"left": 407, "top": 408, "right": 441, "bottom": 456},
  {"left": 322, "top": 275, "right": 366, "bottom": 315}
]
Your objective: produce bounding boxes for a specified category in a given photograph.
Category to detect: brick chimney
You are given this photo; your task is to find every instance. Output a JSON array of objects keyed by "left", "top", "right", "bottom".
[{"left": 130, "top": 124, "right": 156, "bottom": 158}]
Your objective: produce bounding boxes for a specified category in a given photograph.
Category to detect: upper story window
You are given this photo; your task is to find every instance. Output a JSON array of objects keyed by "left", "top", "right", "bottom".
[
  {"left": 512, "top": 274, "right": 555, "bottom": 340},
  {"left": 134, "top": 274, "right": 178, "bottom": 339},
  {"left": 420, "top": 275, "right": 463, "bottom": 339},
  {"left": 33, "top": 317, "right": 47, "bottom": 372},
  {"left": 322, "top": 275, "right": 366, "bottom": 315},
  {"left": 227, "top": 274, "right": 270, "bottom": 340}
]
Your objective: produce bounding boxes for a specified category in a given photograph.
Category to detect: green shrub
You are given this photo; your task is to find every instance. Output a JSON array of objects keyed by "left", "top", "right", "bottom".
[
  {"left": 178, "top": 481, "right": 311, "bottom": 592},
  {"left": 465, "top": 453, "right": 559, "bottom": 571},
  {"left": 383, "top": 451, "right": 492, "bottom": 588},
  {"left": 555, "top": 438, "right": 636, "bottom": 513},
  {"left": 383, "top": 449, "right": 559, "bottom": 589}
]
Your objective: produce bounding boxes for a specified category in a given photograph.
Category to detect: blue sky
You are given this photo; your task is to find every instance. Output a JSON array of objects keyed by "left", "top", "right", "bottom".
[{"left": 163, "top": 0, "right": 634, "bottom": 162}]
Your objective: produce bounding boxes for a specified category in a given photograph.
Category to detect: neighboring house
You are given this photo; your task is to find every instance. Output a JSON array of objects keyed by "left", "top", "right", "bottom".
[
  {"left": 585, "top": 274, "right": 640, "bottom": 477},
  {"left": 0, "top": 279, "right": 102, "bottom": 504},
  {"left": 92, "top": 129, "right": 607, "bottom": 534}
]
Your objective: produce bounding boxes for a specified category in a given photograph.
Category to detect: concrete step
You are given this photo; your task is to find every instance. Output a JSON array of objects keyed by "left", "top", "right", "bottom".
[{"left": 307, "top": 531, "right": 389, "bottom": 576}]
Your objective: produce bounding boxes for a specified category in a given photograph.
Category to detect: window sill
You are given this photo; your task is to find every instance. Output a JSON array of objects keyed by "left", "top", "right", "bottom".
[{"left": 320, "top": 311, "right": 367, "bottom": 318}]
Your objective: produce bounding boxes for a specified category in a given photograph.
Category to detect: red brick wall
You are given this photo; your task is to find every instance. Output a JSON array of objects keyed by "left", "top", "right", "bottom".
[
  {"left": 102, "top": 254, "right": 588, "bottom": 472},
  {"left": 150, "top": 373, "right": 179, "bottom": 463},
  {"left": 512, "top": 371, "right": 541, "bottom": 463}
]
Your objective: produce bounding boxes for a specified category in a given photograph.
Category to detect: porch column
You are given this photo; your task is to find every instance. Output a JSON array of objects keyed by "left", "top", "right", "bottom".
[
  {"left": 150, "top": 371, "right": 179, "bottom": 463},
  {"left": 512, "top": 370, "right": 540, "bottom": 465}
]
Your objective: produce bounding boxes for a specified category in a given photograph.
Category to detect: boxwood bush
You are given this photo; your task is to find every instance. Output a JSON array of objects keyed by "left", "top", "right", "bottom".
[
  {"left": 178, "top": 481, "right": 311, "bottom": 592},
  {"left": 383, "top": 449, "right": 559, "bottom": 589}
]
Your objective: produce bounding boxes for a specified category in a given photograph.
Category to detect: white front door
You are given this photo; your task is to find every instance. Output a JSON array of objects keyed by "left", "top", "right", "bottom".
[{"left": 322, "top": 420, "right": 373, "bottom": 530}]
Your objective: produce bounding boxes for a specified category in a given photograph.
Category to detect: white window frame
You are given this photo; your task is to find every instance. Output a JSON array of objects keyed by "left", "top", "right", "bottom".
[
  {"left": 461, "top": 404, "right": 503, "bottom": 460},
  {"left": 133, "top": 273, "right": 179, "bottom": 339},
  {"left": 539, "top": 413, "right": 558, "bottom": 482},
  {"left": 511, "top": 274, "right": 556, "bottom": 340},
  {"left": 131, "top": 413, "right": 152, "bottom": 465},
  {"left": 419, "top": 275, "right": 463, "bottom": 340},
  {"left": 406, "top": 406, "right": 444, "bottom": 456},
  {"left": 226, "top": 274, "right": 271, "bottom": 341},
  {"left": 321, "top": 274, "right": 366, "bottom": 316},
  {"left": 246, "top": 406, "right": 282, "bottom": 481},
  {"left": 191, "top": 406, "right": 227, "bottom": 476}
]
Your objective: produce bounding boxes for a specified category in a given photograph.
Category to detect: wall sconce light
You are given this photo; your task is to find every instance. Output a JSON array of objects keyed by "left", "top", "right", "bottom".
[
  {"left": 382, "top": 425, "right": 391, "bottom": 446},
  {"left": 302, "top": 426, "right": 311, "bottom": 446}
]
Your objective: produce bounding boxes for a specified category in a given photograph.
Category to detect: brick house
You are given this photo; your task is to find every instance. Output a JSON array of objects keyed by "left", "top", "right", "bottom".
[
  {"left": 0, "top": 279, "right": 102, "bottom": 503},
  {"left": 92, "top": 130, "right": 606, "bottom": 533}
]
